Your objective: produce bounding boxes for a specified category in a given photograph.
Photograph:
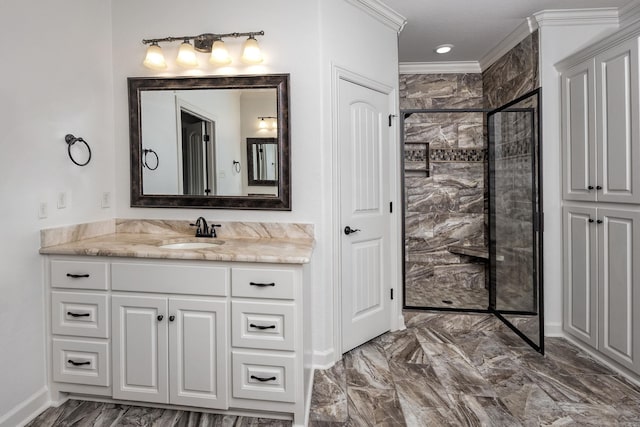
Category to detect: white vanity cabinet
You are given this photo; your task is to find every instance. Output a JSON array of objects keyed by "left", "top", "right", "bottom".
[{"left": 45, "top": 255, "right": 309, "bottom": 425}]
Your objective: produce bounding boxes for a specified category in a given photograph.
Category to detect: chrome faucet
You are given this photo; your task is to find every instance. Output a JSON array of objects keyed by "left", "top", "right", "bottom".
[{"left": 190, "top": 217, "right": 221, "bottom": 238}]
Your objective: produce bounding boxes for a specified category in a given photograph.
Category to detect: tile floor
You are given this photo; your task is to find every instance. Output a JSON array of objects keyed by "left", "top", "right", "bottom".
[{"left": 27, "top": 312, "right": 640, "bottom": 426}]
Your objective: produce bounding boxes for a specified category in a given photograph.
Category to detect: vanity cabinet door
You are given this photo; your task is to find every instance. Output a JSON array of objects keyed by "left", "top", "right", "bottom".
[
  {"left": 112, "top": 295, "right": 168, "bottom": 403},
  {"left": 169, "top": 298, "right": 228, "bottom": 409}
]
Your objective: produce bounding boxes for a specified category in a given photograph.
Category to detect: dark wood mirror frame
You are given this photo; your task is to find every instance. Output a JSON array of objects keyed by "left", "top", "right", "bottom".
[
  {"left": 128, "top": 74, "right": 291, "bottom": 210},
  {"left": 247, "top": 137, "right": 278, "bottom": 186}
]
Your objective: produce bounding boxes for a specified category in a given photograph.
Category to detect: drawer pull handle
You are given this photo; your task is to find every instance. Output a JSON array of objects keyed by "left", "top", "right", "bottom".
[
  {"left": 66, "top": 273, "right": 90, "bottom": 279},
  {"left": 250, "top": 323, "right": 276, "bottom": 330},
  {"left": 67, "top": 359, "right": 91, "bottom": 366},
  {"left": 67, "top": 311, "right": 90, "bottom": 318},
  {"left": 250, "top": 375, "right": 276, "bottom": 382},
  {"left": 249, "top": 282, "right": 275, "bottom": 287}
]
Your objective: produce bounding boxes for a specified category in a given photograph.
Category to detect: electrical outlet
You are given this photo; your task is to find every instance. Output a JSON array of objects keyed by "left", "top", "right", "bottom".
[
  {"left": 57, "top": 192, "right": 67, "bottom": 209},
  {"left": 38, "top": 202, "right": 48, "bottom": 219},
  {"left": 101, "top": 192, "right": 111, "bottom": 208}
]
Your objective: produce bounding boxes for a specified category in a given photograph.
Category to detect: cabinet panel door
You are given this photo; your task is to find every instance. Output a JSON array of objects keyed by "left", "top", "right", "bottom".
[
  {"left": 169, "top": 298, "right": 228, "bottom": 409},
  {"left": 598, "top": 208, "right": 640, "bottom": 372},
  {"left": 112, "top": 295, "right": 168, "bottom": 403},
  {"left": 562, "top": 60, "right": 597, "bottom": 202},
  {"left": 596, "top": 37, "right": 640, "bottom": 204},
  {"left": 563, "top": 206, "right": 598, "bottom": 346}
]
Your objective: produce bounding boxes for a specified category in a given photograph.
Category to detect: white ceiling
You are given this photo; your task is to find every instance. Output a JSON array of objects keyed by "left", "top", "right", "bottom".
[{"left": 381, "top": 0, "right": 634, "bottom": 63}]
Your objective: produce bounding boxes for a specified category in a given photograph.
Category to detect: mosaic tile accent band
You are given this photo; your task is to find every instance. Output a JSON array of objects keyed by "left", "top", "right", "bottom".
[{"left": 430, "top": 148, "right": 487, "bottom": 162}]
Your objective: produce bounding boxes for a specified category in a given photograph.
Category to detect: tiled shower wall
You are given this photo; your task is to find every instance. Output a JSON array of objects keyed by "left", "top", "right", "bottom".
[
  {"left": 401, "top": 31, "right": 540, "bottom": 309},
  {"left": 400, "top": 74, "right": 487, "bottom": 308}
]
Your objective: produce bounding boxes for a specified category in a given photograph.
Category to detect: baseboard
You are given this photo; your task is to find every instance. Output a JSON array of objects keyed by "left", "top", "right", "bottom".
[
  {"left": 303, "top": 367, "right": 315, "bottom": 427},
  {"left": 312, "top": 348, "right": 336, "bottom": 370},
  {"left": 544, "top": 322, "right": 563, "bottom": 337},
  {"left": 0, "top": 386, "right": 50, "bottom": 427},
  {"left": 561, "top": 333, "right": 640, "bottom": 387}
]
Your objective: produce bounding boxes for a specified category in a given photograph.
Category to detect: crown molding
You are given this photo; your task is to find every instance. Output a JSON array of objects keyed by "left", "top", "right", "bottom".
[
  {"left": 479, "top": 17, "right": 538, "bottom": 71},
  {"left": 399, "top": 61, "right": 481, "bottom": 74},
  {"left": 344, "top": 0, "right": 407, "bottom": 33},
  {"left": 533, "top": 7, "right": 619, "bottom": 27},
  {"left": 619, "top": 1, "right": 640, "bottom": 29}
]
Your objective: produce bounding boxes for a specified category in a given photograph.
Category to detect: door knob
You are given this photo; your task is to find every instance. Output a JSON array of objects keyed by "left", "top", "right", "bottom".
[{"left": 344, "top": 226, "right": 361, "bottom": 235}]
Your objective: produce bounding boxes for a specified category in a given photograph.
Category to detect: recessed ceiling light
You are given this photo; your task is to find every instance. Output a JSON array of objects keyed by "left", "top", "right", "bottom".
[{"left": 435, "top": 44, "right": 454, "bottom": 54}]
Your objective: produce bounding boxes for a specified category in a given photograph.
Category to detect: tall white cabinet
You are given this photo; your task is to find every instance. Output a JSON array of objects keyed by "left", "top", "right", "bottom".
[{"left": 560, "top": 30, "right": 640, "bottom": 376}]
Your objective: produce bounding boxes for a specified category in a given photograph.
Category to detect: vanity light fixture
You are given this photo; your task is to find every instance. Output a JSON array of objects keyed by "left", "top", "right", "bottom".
[
  {"left": 435, "top": 44, "right": 454, "bottom": 54},
  {"left": 258, "top": 116, "right": 277, "bottom": 130},
  {"left": 142, "top": 31, "right": 264, "bottom": 70}
]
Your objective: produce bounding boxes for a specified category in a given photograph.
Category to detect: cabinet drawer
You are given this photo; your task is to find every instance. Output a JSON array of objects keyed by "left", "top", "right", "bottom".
[
  {"left": 112, "top": 262, "right": 228, "bottom": 296},
  {"left": 52, "top": 339, "right": 109, "bottom": 386},
  {"left": 51, "top": 292, "right": 108, "bottom": 338},
  {"left": 232, "top": 301, "right": 294, "bottom": 351},
  {"left": 51, "top": 260, "right": 108, "bottom": 290},
  {"left": 232, "top": 267, "right": 296, "bottom": 300},
  {"left": 232, "top": 351, "right": 295, "bottom": 403}
]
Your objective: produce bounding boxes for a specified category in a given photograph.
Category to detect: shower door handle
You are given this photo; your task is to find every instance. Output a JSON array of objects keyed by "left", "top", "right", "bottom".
[{"left": 344, "top": 226, "right": 361, "bottom": 235}]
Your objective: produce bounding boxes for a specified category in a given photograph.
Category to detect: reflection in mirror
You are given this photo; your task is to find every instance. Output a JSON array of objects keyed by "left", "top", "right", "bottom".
[
  {"left": 247, "top": 138, "right": 278, "bottom": 188},
  {"left": 129, "top": 75, "right": 290, "bottom": 210}
]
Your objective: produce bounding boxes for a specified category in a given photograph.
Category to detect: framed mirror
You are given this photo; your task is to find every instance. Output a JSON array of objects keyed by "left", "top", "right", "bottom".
[
  {"left": 247, "top": 138, "right": 278, "bottom": 186},
  {"left": 128, "top": 74, "right": 290, "bottom": 210}
]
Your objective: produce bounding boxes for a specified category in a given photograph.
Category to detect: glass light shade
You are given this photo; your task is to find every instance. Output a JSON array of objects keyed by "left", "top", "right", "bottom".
[
  {"left": 259, "top": 118, "right": 268, "bottom": 129},
  {"left": 176, "top": 41, "right": 198, "bottom": 68},
  {"left": 209, "top": 39, "right": 231, "bottom": 65},
  {"left": 143, "top": 44, "right": 167, "bottom": 70},
  {"left": 241, "top": 36, "right": 263, "bottom": 64}
]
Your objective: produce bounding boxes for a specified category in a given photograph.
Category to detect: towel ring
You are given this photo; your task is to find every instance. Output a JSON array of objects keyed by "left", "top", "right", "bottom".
[
  {"left": 64, "top": 134, "right": 92, "bottom": 167},
  {"left": 233, "top": 160, "right": 241, "bottom": 173},
  {"left": 143, "top": 149, "right": 159, "bottom": 170}
]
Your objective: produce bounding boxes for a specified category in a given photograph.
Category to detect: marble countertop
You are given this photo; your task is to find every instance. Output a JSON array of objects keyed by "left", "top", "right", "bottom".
[{"left": 39, "top": 219, "right": 314, "bottom": 264}]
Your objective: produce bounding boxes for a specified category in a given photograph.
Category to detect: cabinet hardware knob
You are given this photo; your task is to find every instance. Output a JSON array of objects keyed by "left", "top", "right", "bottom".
[
  {"left": 66, "top": 273, "right": 90, "bottom": 278},
  {"left": 157, "top": 315, "right": 164, "bottom": 321},
  {"left": 249, "top": 282, "right": 275, "bottom": 287},
  {"left": 169, "top": 315, "right": 175, "bottom": 322},
  {"left": 588, "top": 219, "right": 594, "bottom": 223},
  {"left": 588, "top": 186, "right": 594, "bottom": 190},
  {"left": 67, "top": 359, "right": 90, "bottom": 366},
  {"left": 250, "top": 375, "right": 276, "bottom": 382},
  {"left": 597, "top": 219, "right": 603, "bottom": 224},
  {"left": 67, "top": 311, "right": 90, "bottom": 318},
  {"left": 596, "top": 186, "right": 602, "bottom": 190},
  {"left": 249, "top": 323, "right": 276, "bottom": 330}
]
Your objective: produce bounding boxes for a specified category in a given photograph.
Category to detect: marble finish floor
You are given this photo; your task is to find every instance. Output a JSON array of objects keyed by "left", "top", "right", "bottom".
[{"left": 28, "top": 312, "right": 640, "bottom": 426}]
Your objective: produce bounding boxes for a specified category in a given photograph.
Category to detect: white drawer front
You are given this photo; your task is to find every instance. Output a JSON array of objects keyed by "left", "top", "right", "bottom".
[
  {"left": 51, "top": 260, "right": 108, "bottom": 290},
  {"left": 52, "top": 339, "right": 109, "bottom": 386},
  {"left": 51, "top": 292, "right": 108, "bottom": 338},
  {"left": 112, "top": 262, "right": 228, "bottom": 296},
  {"left": 232, "top": 351, "right": 295, "bottom": 403},
  {"left": 232, "top": 301, "right": 294, "bottom": 351},
  {"left": 232, "top": 267, "right": 296, "bottom": 300}
]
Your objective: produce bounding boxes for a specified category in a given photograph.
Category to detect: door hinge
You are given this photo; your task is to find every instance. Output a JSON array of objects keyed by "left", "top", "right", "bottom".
[
  {"left": 388, "top": 114, "right": 397, "bottom": 127},
  {"left": 390, "top": 202, "right": 393, "bottom": 213},
  {"left": 203, "top": 134, "right": 210, "bottom": 142},
  {"left": 390, "top": 288, "right": 394, "bottom": 300}
]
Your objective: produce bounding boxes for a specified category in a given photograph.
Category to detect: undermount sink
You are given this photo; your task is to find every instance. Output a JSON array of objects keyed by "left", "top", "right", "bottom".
[{"left": 158, "top": 241, "right": 223, "bottom": 250}]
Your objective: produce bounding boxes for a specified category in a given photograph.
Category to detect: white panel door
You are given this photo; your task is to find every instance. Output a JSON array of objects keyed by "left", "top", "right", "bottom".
[
  {"left": 168, "top": 298, "right": 228, "bottom": 409},
  {"left": 596, "top": 37, "right": 640, "bottom": 204},
  {"left": 562, "top": 59, "right": 597, "bottom": 202},
  {"left": 112, "top": 295, "right": 168, "bottom": 403},
  {"left": 563, "top": 206, "right": 598, "bottom": 347},
  {"left": 339, "top": 78, "right": 391, "bottom": 353},
  {"left": 598, "top": 208, "right": 640, "bottom": 371}
]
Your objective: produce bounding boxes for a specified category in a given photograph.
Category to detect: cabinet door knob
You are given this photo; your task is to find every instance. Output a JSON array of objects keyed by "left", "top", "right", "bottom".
[
  {"left": 157, "top": 315, "right": 164, "bottom": 321},
  {"left": 588, "top": 186, "right": 594, "bottom": 190},
  {"left": 588, "top": 219, "right": 594, "bottom": 223},
  {"left": 169, "top": 315, "right": 175, "bottom": 322},
  {"left": 597, "top": 219, "right": 603, "bottom": 224},
  {"left": 596, "top": 186, "right": 602, "bottom": 190}
]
